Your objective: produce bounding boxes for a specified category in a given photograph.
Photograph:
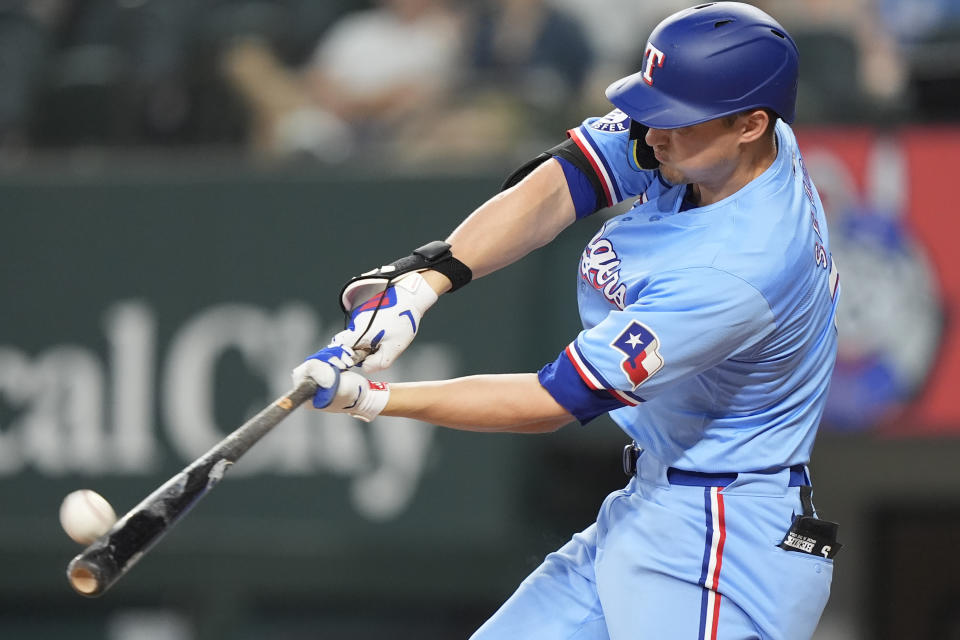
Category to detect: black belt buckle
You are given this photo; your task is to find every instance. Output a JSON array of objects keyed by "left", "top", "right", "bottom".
[{"left": 622, "top": 443, "right": 640, "bottom": 477}]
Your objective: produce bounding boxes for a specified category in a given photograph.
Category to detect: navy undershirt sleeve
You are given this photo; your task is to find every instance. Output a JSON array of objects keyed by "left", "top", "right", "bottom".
[
  {"left": 538, "top": 350, "right": 623, "bottom": 425},
  {"left": 555, "top": 155, "right": 602, "bottom": 219}
]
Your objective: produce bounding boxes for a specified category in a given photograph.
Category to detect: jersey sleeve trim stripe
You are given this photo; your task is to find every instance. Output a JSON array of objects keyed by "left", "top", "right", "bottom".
[
  {"left": 568, "top": 127, "right": 622, "bottom": 207},
  {"left": 608, "top": 387, "right": 643, "bottom": 406},
  {"left": 564, "top": 343, "right": 605, "bottom": 389},
  {"left": 565, "top": 343, "right": 644, "bottom": 406}
]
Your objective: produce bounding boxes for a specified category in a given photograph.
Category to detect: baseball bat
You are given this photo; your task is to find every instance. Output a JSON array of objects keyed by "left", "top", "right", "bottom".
[{"left": 66, "top": 378, "right": 319, "bottom": 597}]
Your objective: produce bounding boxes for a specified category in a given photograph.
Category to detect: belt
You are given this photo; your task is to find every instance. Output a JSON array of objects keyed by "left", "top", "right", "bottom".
[{"left": 622, "top": 444, "right": 808, "bottom": 487}]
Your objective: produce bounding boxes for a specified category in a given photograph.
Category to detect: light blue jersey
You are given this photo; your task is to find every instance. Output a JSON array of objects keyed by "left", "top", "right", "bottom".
[{"left": 540, "top": 111, "right": 840, "bottom": 473}]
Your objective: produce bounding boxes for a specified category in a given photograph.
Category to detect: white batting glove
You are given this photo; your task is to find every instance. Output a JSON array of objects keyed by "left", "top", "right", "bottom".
[
  {"left": 331, "top": 271, "right": 438, "bottom": 374},
  {"left": 291, "top": 357, "right": 390, "bottom": 422}
]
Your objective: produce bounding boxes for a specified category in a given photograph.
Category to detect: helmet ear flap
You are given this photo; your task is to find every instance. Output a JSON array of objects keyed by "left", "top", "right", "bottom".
[{"left": 629, "top": 121, "right": 659, "bottom": 171}]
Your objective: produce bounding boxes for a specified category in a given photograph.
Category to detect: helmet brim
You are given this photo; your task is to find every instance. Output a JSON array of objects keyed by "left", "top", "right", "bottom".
[{"left": 606, "top": 72, "right": 743, "bottom": 130}]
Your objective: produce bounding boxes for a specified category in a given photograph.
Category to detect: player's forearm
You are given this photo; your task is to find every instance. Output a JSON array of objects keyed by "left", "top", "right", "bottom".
[
  {"left": 450, "top": 159, "right": 575, "bottom": 278},
  {"left": 422, "top": 159, "right": 576, "bottom": 295},
  {"left": 381, "top": 373, "right": 574, "bottom": 433}
]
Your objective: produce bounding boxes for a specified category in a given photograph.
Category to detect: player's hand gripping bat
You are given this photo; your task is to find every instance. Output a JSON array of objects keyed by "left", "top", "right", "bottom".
[{"left": 65, "top": 379, "right": 321, "bottom": 597}]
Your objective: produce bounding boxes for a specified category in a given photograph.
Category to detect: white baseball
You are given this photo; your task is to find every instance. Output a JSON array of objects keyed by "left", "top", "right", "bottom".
[{"left": 59, "top": 489, "right": 117, "bottom": 545}]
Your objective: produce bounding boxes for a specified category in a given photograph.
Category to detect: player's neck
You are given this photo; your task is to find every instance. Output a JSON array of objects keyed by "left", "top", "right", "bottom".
[{"left": 690, "top": 137, "right": 778, "bottom": 207}]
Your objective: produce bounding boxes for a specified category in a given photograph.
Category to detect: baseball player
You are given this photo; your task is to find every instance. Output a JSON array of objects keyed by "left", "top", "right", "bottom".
[{"left": 292, "top": 3, "right": 841, "bottom": 638}]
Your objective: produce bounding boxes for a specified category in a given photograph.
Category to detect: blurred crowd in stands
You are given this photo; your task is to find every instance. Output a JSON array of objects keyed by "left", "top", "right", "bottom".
[{"left": 0, "top": 0, "right": 958, "bottom": 167}]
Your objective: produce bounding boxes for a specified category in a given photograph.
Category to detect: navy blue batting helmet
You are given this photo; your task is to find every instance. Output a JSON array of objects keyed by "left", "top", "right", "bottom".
[{"left": 606, "top": 2, "right": 799, "bottom": 128}]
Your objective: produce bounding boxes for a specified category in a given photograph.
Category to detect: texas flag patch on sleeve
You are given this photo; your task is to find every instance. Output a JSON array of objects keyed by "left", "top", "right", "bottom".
[{"left": 612, "top": 320, "right": 664, "bottom": 389}]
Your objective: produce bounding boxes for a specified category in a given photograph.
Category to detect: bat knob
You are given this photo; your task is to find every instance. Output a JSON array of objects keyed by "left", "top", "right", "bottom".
[{"left": 67, "top": 554, "right": 107, "bottom": 597}]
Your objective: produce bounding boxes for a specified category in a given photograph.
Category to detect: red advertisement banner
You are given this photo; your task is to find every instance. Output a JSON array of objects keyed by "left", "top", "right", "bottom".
[{"left": 798, "top": 127, "right": 960, "bottom": 434}]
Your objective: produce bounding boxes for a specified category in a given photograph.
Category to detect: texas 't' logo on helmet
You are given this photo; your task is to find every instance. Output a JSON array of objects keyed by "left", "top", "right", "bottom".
[{"left": 641, "top": 43, "right": 666, "bottom": 86}]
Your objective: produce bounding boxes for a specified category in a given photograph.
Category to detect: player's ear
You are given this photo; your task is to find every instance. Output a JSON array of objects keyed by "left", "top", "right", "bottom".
[{"left": 739, "top": 109, "right": 771, "bottom": 144}]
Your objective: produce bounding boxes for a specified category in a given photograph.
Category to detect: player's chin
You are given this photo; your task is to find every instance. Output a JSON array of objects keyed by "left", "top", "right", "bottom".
[{"left": 658, "top": 165, "right": 687, "bottom": 186}]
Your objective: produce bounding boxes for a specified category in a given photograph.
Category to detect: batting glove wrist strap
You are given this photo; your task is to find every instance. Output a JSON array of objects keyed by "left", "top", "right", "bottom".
[
  {"left": 341, "top": 374, "right": 390, "bottom": 422},
  {"left": 291, "top": 360, "right": 389, "bottom": 422},
  {"left": 339, "top": 240, "right": 472, "bottom": 314}
]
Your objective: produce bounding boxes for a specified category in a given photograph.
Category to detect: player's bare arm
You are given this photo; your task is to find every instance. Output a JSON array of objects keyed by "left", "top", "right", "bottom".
[
  {"left": 291, "top": 353, "right": 574, "bottom": 433},
  {"left": 382, "top": 374, "right": 574, "bottom": 433},
  {"left": 432, "top": 158, "right": 577, "bottom": 289}
]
